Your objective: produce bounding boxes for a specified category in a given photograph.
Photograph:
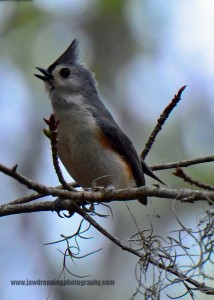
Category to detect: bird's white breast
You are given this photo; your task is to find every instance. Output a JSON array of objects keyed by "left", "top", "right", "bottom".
[{"left": 51, "top": 94, "right": 134, "bottom": 189}]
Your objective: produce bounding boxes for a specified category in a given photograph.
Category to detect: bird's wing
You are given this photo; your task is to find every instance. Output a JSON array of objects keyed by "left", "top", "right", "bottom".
[
  {"left": 96, "top": 117, "right": 146, "bottom": 189},
  {"left": 96, "top": 117, "right": 147, "bottom": 205}
]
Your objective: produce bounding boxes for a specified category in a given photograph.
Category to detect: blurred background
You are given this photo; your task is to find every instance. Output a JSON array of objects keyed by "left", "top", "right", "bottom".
[{"left": 0, "top": 0, "right": 213, "bottom": 299}]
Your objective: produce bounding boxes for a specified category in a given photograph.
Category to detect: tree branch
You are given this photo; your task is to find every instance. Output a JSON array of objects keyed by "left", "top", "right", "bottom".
[
  {"left": 1, "top": 155, "right": 214, "bottom": 206},
  {"left": 0, "top": 185, "right": 214, "bottom": 218}
]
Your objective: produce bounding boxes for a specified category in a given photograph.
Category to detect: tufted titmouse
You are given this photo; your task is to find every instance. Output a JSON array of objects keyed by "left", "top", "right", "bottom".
[{"left": 35, "top": 39, "right": 163, "bottom": 205}]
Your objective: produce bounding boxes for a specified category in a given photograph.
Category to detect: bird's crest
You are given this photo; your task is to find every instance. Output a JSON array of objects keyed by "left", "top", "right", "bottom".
[{"left": 48, "top": 39, "right": 79, "bottom": 72}]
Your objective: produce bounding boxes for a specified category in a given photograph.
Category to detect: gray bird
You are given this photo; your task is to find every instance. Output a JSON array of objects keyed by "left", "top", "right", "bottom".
[{"left": 35, "top": 39, "right": 163, "bottom": 205}]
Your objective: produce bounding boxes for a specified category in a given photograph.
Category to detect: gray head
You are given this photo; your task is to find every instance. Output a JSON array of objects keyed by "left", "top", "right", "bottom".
[{"left": 35, "top": 39, "right": 99, "bottom": 104}]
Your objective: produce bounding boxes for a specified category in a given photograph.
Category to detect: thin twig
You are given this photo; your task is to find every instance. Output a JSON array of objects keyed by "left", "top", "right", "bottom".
[
  {"left": 174, "top": 167, "right": 214, "bottom": 191},
  {"left": 151, "top": 155, "right": 214, "bottom": 171},
  {"left": 0, "top": 163, "right": 55, "bottom": 194},
  {"left": 141, "top": 85, "right": 186, "bottom": 159},
  {"left": 7, "top": 182, "right": 79, "bottom": 205},
  {"left": 0, "top": 164, "right": 79, "bottom": 200},
  {"left": 44, "top": 114, "right": 74, "bottom": 191}
]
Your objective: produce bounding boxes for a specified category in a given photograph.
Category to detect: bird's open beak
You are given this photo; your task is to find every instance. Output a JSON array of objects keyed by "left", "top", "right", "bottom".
[{"left": 34, "top": 67, "right": 53, "bottom": 81}]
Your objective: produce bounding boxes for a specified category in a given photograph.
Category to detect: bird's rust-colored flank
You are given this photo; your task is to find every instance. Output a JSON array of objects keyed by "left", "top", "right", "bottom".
[{"left": 96, "top": 127, "right": 134, "bottom": 184}]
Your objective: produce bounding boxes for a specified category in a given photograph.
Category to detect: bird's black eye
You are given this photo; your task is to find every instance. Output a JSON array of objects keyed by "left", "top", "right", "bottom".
[{"left": 59, "top": 68, "right": 70, "bottom": 78}]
